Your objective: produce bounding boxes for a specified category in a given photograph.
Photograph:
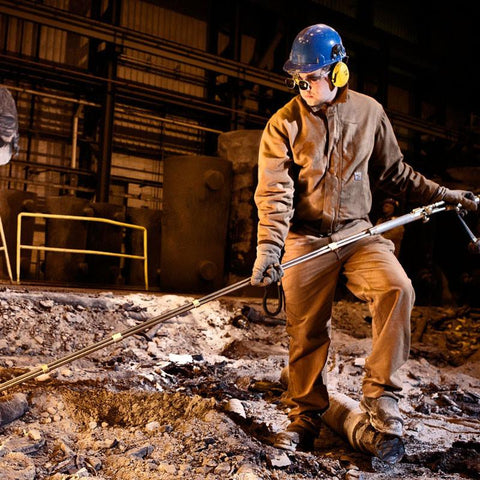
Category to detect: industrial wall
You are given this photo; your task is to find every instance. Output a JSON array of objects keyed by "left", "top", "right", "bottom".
[{"left": 0, "top": 0, "right": 477, "bottom": 293}]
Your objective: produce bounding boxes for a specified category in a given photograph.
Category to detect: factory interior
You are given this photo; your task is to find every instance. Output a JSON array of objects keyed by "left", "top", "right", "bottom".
[{"left": 0, "top": 1, "right": 478, "bottom": 479}]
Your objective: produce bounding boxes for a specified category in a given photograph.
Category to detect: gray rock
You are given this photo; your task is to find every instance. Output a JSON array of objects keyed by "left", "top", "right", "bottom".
[
  {"left": 126, "top": 444, "right": 154, "bottom": 459},
  {"left": 0, "top": 431, "right": 45, "bottom": 455},
  {"left": 266, "top": 451, "right": 291, "bottom": 468},
  {"left": 0, "top": 393, "right": 28, "bottom": 426}
]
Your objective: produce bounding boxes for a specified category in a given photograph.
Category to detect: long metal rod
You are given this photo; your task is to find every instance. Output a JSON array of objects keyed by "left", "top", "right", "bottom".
[{"left": 0, "top": 200, "right": 461, "bottom": 393}]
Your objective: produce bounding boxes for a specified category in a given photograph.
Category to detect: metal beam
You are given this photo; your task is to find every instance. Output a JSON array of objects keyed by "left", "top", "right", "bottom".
[
  {"left": 0, "top": 0, "right": 463, "bottom": 142},
  {"left": 0, "top": 0, "right": 290, "bottom": 93}
]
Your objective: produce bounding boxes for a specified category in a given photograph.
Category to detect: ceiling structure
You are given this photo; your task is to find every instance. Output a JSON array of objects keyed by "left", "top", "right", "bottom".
[{"left": 0, "top": 0, "right": 477, "bottom": 207}]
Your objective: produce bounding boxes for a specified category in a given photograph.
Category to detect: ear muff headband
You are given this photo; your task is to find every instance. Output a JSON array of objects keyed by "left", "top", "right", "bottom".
[{"left": 331, "top": 61, "right": 349, "bottom": 88}]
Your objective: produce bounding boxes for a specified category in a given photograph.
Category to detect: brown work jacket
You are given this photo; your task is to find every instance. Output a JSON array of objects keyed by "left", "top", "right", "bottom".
[{"left": 255, "top": 89, "right": 444, "bottom": 248}]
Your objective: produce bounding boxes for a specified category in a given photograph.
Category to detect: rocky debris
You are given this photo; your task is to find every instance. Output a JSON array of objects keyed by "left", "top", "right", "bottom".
[
  {"left": 0, "top": 428, "right": 45, "bottom": 455},
  {"left": 0, "top": 286, "right": 478, "bottom": 479},
  {"left": 0, "top": 451, "right": 36, "bottom": 480}
]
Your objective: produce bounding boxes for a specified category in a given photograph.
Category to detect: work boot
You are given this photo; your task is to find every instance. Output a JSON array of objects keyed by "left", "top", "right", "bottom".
[
  {"left": 273, "top": 414, "right": 321, "bottom": 452},
  {"left": 0, "top": 393, "right": 28, "bottom": 427},
  {"left": 360, "top": 395, "right": 403, "bottom": 437}
]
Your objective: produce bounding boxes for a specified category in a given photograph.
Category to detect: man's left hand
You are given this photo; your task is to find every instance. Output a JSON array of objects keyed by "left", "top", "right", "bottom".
[{"left": 442, "top": 189, "right": 479, "bottom": 211}]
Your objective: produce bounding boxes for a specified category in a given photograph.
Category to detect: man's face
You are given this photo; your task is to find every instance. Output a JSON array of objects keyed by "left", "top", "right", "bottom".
[{"left": 295, "top": 68, "right": 337, "bottom": 107}]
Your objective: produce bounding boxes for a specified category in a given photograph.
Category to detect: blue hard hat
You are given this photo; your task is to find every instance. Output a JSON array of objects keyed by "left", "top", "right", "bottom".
[{"left": 283, "top": 24, "right": 347, "bottom": 74}]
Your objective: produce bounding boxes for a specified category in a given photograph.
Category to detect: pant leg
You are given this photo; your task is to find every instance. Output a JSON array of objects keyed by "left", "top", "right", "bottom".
[
  {"left": 341, "top": 235, "right": 415, "bottom": 398},
  {"left": 281, "top": 232, "right": 342, "bottom": 418}
]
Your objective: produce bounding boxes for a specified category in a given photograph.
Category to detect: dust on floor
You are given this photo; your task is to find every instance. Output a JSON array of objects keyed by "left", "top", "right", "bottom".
[{"left": 0, "top": 287, "right": 478, "bottom": 479}]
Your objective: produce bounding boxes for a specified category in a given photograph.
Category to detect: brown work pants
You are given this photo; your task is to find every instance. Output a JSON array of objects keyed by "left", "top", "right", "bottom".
[{"left": 281, "top": 231, "right": 415, "bottom": 419}]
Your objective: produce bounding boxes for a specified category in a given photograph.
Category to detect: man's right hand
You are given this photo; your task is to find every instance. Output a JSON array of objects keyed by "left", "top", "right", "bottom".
[
  {"left": 441, "top": 189, "right": 479, "bottom": 211},
  {"left": 251, "top": 244, "right": 284, "bottom": 287}
]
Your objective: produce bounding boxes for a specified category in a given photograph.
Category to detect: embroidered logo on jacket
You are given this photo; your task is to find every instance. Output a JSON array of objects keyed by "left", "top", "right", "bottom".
[{"left": 354, "top": 171, "right": 362, "bottom": 181}]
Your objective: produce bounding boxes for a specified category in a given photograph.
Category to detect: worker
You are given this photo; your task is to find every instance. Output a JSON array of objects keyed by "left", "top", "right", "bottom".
[
  {"left": 0, "top": 86, "right": 20, "bottom": 166},
  {"left": 250, "top": 24, "right": 478, "bottom": 452},
  {"left": 0, "top": 86, "right": 27, "bottom": 426},
  {"left": 375, "top": 198, "right": 404, "bottom": 257}
]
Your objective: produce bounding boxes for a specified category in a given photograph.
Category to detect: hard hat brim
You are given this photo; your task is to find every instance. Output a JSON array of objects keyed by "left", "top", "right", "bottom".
[{"left": 283, "top": 59, "right": 334, "bottom": 75}]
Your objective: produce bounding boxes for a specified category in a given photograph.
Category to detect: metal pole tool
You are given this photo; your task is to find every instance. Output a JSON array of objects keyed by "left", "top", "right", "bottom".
[{"left": 0, "top": 198, "right": 478, "bottom": 393}]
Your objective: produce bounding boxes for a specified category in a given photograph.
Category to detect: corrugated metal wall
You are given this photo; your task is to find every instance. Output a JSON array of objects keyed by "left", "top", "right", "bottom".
[
  {"left": 120, "top": 1, "right": 206, "bottom": 97},
  {"left": 113, "top": 0, "right": 215, "bottom": 210},
  {"left": 1, "top": 90, "right": 85, "bottom": 199},
  {"left": 1, "top": 0, "right": 435, "bottom": 208},
  {"left": 1, "top": 0, "right": 85, "bottom": 200},
  {"left": 1, "top": 0, "right": 218, "bottom": 210}
]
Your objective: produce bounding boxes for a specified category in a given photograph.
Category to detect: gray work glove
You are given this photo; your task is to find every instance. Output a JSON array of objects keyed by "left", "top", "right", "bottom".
[
  {"left": 251, "top": 244, "right": 284, "bottom": 287},
  {"left": 441, "top": 189, "right": 479, "bottom": 211}
]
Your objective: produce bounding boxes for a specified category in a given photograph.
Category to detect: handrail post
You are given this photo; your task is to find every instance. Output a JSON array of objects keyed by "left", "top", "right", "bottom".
[{"left": 0, "top": 216, "right": 13, "bottom": 282}]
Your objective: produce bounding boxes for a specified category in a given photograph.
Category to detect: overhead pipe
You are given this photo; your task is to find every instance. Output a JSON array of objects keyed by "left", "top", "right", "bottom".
[
  {"left": 0, "top": 0, "right": 290, "bottom": 93},
  {"left": 115, "top": 106, "right": 225, "bottom": 135},
  {"left": 0, "top": 55, "right": 245, "bottom": 120},
  {"left": 0, "top": 84, "right": 100, "bottom": 107},
  {"left": 71, "top": 104, "right": 84, "bottom": 171},
  {"left": 2, "top": 84, "right": 226, "bottom": 136},
  {"left": 0, "top": 5, "right": 465, "bottom": 141},
  {"left": 70, "top": 104, "right": 84, "bottom": 195}
]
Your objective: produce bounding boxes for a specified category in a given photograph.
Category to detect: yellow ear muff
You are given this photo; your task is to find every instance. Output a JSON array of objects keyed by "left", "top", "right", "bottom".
[{"left": 331, "top": 61, "right": 349, "bottom": 88}]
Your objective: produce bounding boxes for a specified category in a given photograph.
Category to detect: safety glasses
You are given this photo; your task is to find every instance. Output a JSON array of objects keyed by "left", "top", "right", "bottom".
[
  {"left": 285, "top": 70, "right": 330, "bottom": 91},
  {"left": 285, "top": 77, "right": 310, "bottom": 90}
]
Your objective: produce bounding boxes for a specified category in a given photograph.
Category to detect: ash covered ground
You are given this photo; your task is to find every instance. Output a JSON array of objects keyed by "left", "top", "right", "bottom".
[{"left": 0, "top": 285, "right": 479, "bottom": 479}]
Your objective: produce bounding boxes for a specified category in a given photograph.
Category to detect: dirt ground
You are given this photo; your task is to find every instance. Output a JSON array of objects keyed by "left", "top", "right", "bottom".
[{"left": 0, "top": 284, "right": 478, "bottom": 479}]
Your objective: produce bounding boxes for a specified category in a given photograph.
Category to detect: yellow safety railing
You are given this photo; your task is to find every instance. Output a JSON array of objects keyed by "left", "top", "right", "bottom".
[
  {"left": 0, "top": 216, "right": 13, "bottom": 282},
  {"left": 16, "top": 212, "right": 149, "bottom": 290}
]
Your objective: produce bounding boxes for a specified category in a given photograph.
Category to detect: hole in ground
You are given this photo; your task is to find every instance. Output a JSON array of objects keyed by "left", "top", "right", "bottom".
[{"left": 61, "top": 387, "right": 217, "bottom": 427}]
